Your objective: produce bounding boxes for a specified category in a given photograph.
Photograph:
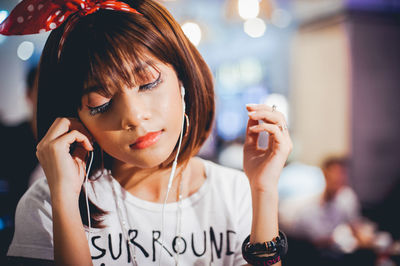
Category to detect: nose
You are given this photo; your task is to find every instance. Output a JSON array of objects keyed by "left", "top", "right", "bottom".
[{"left": 118, "top": 92, "right": 150, "bottom": 130}]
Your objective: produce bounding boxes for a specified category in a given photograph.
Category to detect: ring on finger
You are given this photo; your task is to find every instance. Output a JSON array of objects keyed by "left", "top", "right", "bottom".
[
  {"left": 272, "top": 105, "right": 277, "bottom": 112},
  {"left": 278, "top": 123, "right": 288, "bottom": 131}
]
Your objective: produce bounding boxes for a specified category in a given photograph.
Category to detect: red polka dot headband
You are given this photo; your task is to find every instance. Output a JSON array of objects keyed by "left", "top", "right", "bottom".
[{"left": 0, "top": 0, "right": 141, "bottom": 58}]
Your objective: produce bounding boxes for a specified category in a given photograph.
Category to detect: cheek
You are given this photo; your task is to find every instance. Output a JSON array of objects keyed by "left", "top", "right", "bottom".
[
  {"left": 93, "top": 131, "right": 115, "bottom": 145},
  {"left": 162, "top": 92, "right": 183, "bottom": 131},
  {"left": 78, "top": 114, "right": 113, "bottom": 145},
  {"left": 150, "top": 82, "right": 183, "bottom": 127},
  {"left": 92, "top": 130, "right": 124, "bottom": 160}
]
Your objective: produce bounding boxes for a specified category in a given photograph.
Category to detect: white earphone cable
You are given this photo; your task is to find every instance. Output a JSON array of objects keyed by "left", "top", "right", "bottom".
[
  {"left": 85, "top": 150, "right": 94, "bottom": 236},
  {"left": 159, "top": 86, "right": 186, "bottom": 266}
]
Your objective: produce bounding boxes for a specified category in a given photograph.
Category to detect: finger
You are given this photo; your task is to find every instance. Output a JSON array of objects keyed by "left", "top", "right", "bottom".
[
  {"left": 244, "top": 117, "right": 259, "bottom": 146},
  {"left": 56, "top": 130, "right": 94, "bottom": 152},
  {"left": 249, "top": 123, "right": 285, "bottom": 145},
  {"left": 246, "top": 104, "right": 288, "bottom": 125},
  {"left": 69, "top": 119, "right": 93, "bottom": 142},
  {"left": 248, "top": 110, "right": 283, "bottom": 125},
  {"left": 43, "top": 117, "right": 93, "bottom": 143},
  {"left": 246, "top": 103, "right": 275, "bottom": 112},
  {"left": 72, "top": 145, "right": 90, "bottom": 168},
  {"left": 42, "top": 117, "right": 72, "bottom": 142}
]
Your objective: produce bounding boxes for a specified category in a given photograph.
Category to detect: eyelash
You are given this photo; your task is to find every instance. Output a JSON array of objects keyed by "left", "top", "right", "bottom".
[
  {"left": 88, "top": 73, "right": 162, "bottom": 116},
  {"left": 88, "top": 101, "right": 112, "bottom": 116}
]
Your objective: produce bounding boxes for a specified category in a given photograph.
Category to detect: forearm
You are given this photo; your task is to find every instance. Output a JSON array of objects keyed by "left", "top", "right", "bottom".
[
  {"left": 243, "top": 103, "right": 291, "bottom": 266},
  {"left": 249, "top": 186, "right": 281, "bottom": 266},
  {"left": 51, "top": 193, "right": 92, "bottom": 266},
  {"left": 250, "top": 186, "right": 279, "bottom": 242}
]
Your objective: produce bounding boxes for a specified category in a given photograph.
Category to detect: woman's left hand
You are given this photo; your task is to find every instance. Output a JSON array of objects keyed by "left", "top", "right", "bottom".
[{"left": 243, "top": 104, "right": 293, "bottom": 192}]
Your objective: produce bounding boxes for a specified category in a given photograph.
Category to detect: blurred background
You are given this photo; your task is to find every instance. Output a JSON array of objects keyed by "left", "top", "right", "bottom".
[{"left": 1, "top": 0, "right": 400, "bottom": 265}]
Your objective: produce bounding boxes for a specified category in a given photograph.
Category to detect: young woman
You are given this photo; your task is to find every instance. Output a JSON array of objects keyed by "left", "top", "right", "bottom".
[{"left": 2, "top": 0, "right": 292, "bottom": 265}]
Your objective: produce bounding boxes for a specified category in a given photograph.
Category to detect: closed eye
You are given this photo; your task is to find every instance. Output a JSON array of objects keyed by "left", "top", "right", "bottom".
[
  {"left": 139, "top": 72, "right": 162, "bottom": 91},
  {"left": 86, "top": 72, "right": 161, "bottom": 116},
  {"left": 87, "top": 100, "right": 112, "bottom": 116}
]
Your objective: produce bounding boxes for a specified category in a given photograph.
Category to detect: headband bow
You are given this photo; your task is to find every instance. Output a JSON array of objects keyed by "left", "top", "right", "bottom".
[{"left": 0, "top": 0, "right": 140, "bottom": 35}]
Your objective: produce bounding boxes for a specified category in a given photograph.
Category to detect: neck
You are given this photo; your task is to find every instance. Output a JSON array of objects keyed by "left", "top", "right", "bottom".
[{"left": 111, "top": 159, "right": 190, "bottom": 203}]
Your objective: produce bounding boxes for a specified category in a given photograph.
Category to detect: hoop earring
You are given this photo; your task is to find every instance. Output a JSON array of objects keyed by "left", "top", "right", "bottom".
[{"left": 184, "top": 113, "right": 190, "bottom": 138}]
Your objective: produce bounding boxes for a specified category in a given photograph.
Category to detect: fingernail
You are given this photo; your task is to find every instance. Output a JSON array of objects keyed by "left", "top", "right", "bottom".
[
  {"left": 249, "top": 125, "right": 258, "bottom": 130},
  {"left": 246, "top": 103, "right": 258, "bottom": 108}
]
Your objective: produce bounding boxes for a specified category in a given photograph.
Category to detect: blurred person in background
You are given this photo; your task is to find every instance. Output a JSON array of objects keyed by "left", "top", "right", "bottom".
[
  {"left": 0, "top": 66, "right": 39, "bottom": 264},
  {"left": 281, "top": 156, "right": 378, "bottom": 265},
  {"left": 293, "top": 157, "right": 360, "bottom": 243}
]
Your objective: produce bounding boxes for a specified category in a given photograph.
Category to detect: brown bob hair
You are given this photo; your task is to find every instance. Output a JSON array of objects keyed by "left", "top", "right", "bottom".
[{"left": 36, "top": 0, "right": 215, "bottom": 227}]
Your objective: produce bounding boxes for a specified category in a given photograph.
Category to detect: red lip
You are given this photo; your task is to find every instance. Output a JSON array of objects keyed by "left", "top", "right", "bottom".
[{"left": 131, "top": 131, "right": 162, "bottom": 149}]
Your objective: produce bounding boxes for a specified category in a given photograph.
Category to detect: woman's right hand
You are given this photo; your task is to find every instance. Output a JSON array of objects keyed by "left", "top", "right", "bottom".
[
  {"left": 36, "top": 118, "right": 95, "bottom": 265},
  {"left": 36, "top": 117, "right": 94, "bottom": 201}
]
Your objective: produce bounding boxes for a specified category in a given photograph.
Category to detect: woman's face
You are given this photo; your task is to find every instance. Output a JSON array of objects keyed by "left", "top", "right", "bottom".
[{"left": 78, "top": 59, "right": 184, "bottom": 169}]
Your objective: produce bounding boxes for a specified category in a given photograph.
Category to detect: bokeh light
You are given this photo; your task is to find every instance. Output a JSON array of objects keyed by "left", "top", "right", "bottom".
[
  {"left": 239, "top": 57, "right": 263, "bottom": 85},
  {"left": 181, "top": 21, "right": 202, "bottom": 46},
  {"left": 271, "top": 8, "right": 292, "bottom": 28},
  {"left": 217, "top": 109, "right": 243, "bottom": 141},
  {"left": 0, "top": 10, "right": 9, "bottom": 44},
  {"left": 17, "top": 41, "right": 35, "bottom": 61},
  {"left": 0, "top": 10, "right": 8, "bottom": 24},
  {"left": 243, "top": 18, "right": 266, "bottom": 38},
  {"left": 238, "top": 0, "right": 259, "bottom": 20}
]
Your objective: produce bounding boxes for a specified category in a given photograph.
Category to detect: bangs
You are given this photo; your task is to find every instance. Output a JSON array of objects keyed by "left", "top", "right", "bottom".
[{"left": 83, "top": 40, "right": 159, "bottom": 97}]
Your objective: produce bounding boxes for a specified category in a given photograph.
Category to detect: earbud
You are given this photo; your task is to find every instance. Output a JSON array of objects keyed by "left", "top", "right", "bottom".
[
  {"left": 181, "top": 86, "right": 186, "bottom": 115},
  {"left": 180, "top": 85, "right": 185, "bottom": 98},
  {"left": 180, "top": 86, "right": 186, "bottom": 113}
]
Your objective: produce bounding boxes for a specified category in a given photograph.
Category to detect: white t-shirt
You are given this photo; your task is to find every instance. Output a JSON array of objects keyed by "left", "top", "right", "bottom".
[{"left": 8, "top": 158, "right": 252, "bottom": 265}]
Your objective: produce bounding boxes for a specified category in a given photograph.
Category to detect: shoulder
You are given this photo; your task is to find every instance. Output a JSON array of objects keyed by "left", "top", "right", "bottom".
[
  {"left": 16, "top": 177, "right": 52, "bottom": 215},
  {"left": 7, "top": 177, "right": 54, "bottom": 260}
]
